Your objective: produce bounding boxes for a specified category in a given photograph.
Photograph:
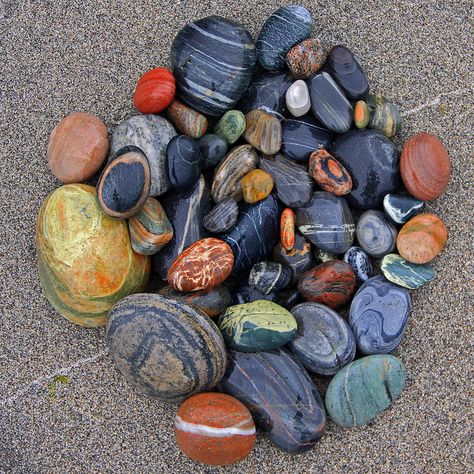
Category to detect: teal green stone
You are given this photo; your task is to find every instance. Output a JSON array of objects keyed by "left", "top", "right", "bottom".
[
  {"left": 325, "top": 355, "right": 406, "bottom": 427},
  {"left": 215, "top": 110, "right": 246, "bottom": 144},
  {"left": 381, "top": 253, "right": 436, "bottom": 289},
  {"left": 218, "top": 300, "right": 297, "bottom": 352}
]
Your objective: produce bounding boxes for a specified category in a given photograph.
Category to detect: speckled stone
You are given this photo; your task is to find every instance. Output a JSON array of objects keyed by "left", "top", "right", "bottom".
[
  {"left": 244, "top": 109, "right": 282, "bottom": 155},
  {"left": 383, "top": 193, "right": 424, "bottom": 224},
  {"left": 171, "top": 15, "right": 256, "bottom": 117},
  {"left": 219, "top": 349, "right": 326, "bottom": 453},
  {"left": 198, "top": 134, "right": 228, "bottom": 170},
  {"left": 356, "top": 210, "right": 398, "bottom": 258},
  {"left": 256, "top": 5, "right": 312, "bottom": 71},
  {"left": 203, "top": 197, "right": 239, "bottom": 234},
  {"left": 215, "top": 110, "right": 246, "bottom": 144},
  {"left": 308, "top": 149, "right": 352, "bottom": 196},
  {"left": 106, "top": 294, "right": 226, "bottom": 402},
  {"left": 166, "top": 135, "right": 201, "bottom": 189},
  {"left": 240, "top": 169, "right": 274, "bottom": 204},
  {"left": 381, "top": 254, "right": 436, "bottom": 289},
  {"left": 110, "top": 114, "right": 176, "bottom": 197},
  {"left": 167, "top": 99, "right": 208, "bottom": 139},
  {"left": 285, "top": 38, "right": 328, "bottom": 79},
  {"left": 273, "top": 234, "right": 313, "bottom": 280},
  {"left": 343, "top": 246, "right": 373, "bottom": 286},
  {"left": 325, "top": 355, "right": 406, "bottom": 427},
  {"left": 248, "top": 261, "right": 291, "bottom": 294},
  {"left": 349, "top": 275, "right": 411, "bottom": 354},
  {"left": 285, "top": 80, "right": 311, "bottom": 117},
  {"left": 367, "top": 94, "right": 401, "bottom": 138},
  {"left": 288, "top": 302, "right": 356, "bottom": 375}
]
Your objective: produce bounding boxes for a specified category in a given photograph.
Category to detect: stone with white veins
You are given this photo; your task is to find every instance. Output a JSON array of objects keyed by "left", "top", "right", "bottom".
[
  {"left": 248, "top": 261, "right": 292, "bottom": 294},
  {"left": 383, "top": 193, "right": 424, "bottom": 224},
  {"left": 286, "top": 80, "right": 311, "bottom": 117}
]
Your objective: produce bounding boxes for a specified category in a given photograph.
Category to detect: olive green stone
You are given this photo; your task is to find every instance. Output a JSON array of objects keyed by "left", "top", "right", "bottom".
[
  {"left": 381, "top": 253, "right": 436, "bottom": 289},
  {"left": 325, "top": 355, "right": 406, "bottom": 427},
  {"left": 215, "top": 110, "right": 246, "bottom": 145},
  {"left": 367, "top": 94, "right": 401, "bottom": 138},
  {"left": 218, "top": 300, "right": 297, "bottom": 352}
]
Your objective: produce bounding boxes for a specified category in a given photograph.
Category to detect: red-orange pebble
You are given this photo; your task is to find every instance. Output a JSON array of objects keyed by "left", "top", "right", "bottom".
[
  {"left": 280, "top": 208, "right": 296, "bottom": 251},
  {"left": 133, "top": 67, "right": 176, "bottom": 114}
]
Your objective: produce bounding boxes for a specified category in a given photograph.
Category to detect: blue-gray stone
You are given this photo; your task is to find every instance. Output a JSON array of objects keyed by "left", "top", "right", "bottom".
[
  {"left": 381, "top": 253, "right": 436, "bottom": 289},
  {"left": 343, "top": 246, "right": 373, "bottom": 286},
  {"left": 356, "top": 209, "right": 398, "bottom": 258},
  {"left": 203, "top": 197, "right": 239, "bottom": 234},
  {"left": 166, "top": 135, "right": 201, "bottom": 189},
  {"left": 383, "top": 193, "right": 424, "bottom": 224},
  {"left": 198, "top": 134, "right": 228, "bottom": 170}
]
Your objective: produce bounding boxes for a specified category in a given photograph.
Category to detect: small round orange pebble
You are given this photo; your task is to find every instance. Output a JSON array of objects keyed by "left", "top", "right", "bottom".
[
  {"left": 397, "top": 213, "right": 448, "bottom": 264},
  {"left": 240, "top": 169, "right": 274, "bottom": 204},
  {"left": 280, "top": 208, "right": 295, "bottom": 251},
  {"left": 133, "top": 67, "right": 176, "bottom": 114},
  {"left": 175, "top": 392, "right": 256, "bottom": 466}
]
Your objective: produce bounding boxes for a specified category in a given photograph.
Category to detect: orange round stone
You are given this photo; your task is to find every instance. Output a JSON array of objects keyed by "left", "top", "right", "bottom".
[
  {"left": 397, "top": 213, "right": 448, "bottom": 264},
  {"left": 280, "top": 208, "right": 296, "bottom": 251},
  {"left": 133, "top": 67, "right": 176, "bottom": 114},
  {"left": 47, "top": 112, "right": 109, "bottom": 183},
  {"left": 175, "top": 392, "right": 256, "bottom": 466},
  {"left": 240, "top": 169, "right": 274, "bottom": 204}
]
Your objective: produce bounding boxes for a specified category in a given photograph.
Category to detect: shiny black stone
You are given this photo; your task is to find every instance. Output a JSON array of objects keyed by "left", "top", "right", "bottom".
[
  {"left": 198, "top": 134, "right": 228, "bottom": 170},
  {"left": 233, "top": 283, "right": 278, "bottom": 304},
  {"left": 166, "top": 135, "right": 201, "bottom": 189}
]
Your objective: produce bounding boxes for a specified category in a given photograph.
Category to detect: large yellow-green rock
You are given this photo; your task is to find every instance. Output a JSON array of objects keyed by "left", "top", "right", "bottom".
[{"left": 36, "top": 184, "right": 150, "bottom": 327}]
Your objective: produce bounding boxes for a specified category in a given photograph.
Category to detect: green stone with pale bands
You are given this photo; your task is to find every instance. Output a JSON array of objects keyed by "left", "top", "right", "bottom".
[
  {"left": 215, "top": 110, "right": 246, "bottom": 145},
  {"left": 381, "top": 253, "right": 436, "bottom": 289},
  {"left": 367, "top": 94, "right": 400, "bottom": 138}
]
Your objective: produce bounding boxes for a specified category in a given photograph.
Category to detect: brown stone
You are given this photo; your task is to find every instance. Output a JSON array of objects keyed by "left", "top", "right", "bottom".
[
  {"left": 309, "top": 149, "right": 352, "bottom": 196},
  {"left": 240, "top": 169, "right": 274, "bottom": 204},
  {"left": 244, "top": 109, "right": 282, "bottom": 155}
]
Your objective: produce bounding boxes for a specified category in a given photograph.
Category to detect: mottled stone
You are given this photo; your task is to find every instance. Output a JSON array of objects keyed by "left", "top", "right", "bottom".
[
  {"left": 400, "top": 132, "right": 451, "bottom": 200},
  {"left": 219, "top": 300, "right": 297, "bottom": 352},
  {"left": 47, "top": 112, "right": 109, "bottom": 184},
  {"left": 381, "top": 254, "right": 436, "bottom": 289},
  {"left": 356, "top": 210, "right": 398, "bottom": 258},
  {"left": 309, "top": 149, "right": 352, "bottom": 196},
  {"left": 203, "top": 197, "right": 239, "bottom": 234},
  {"left": 259, "top": 154, "right": 313, "bottom": 207},
  {"left": 211, "top": 144, "right": 258, "bottom": 203},
  {"left": 308, "top": 72, "right": 353, "bottom": 133},
  {"left": 256, "top": 5, "right": 312, "bottom": 71},
  {"left": 233, "top": 284, "right": 278, "bottom": 305},
  {"left": 286, "top": 38, "right": 327, "bottom": 79},
  {"left": 354, "top": 100, "right": 370, "bottom": 128},
  {"left": 240, "top": 169, "right": 274, "bottom": 204},
  {"left": 397, "top": 213, "right": 448, "bottom": 264},
  {"left": 244, "top": 109, "right": 282, "bottom": 155},
  {"left": 167, "top": 99, "right": 208, "bottom": 139},
  {"left": 296, "top": 191, "right": 355, "bottom": 254},
  {"left": 133, "top": 67, "right": 176, "bottom": 114},
  {"left": 129, "top": 197, "right": 173, "bottom": 256},
  {"left": 215, "top": 110, "right": 246, "bottom": 144},
  {"left": 106, "top": 294, "right": 226, "bottom": 402},
  {"left": 366, "top": 94, "right": 401, "bottom": 138},
  {"left": 280, "top": 208, "right": 295, "bottom": 251},
  {"left": 288, "top": 303, "right": 356, "bottom": 375},
  {"left": 36, "top": 185, "right": 149, "bottom": 327},
  {"left": 110, "top": 114, "right": 176, "bottom": 196},
  {"left": 343, "top": 246, "right": 373, "bottom": 286},
  {"left": 166, "top": 135, "right": 201, "bottom": 189},
  {"left": 273, "top": 234, "right": 313, "bottom": 280},
  {"left": 198, "top": 134, "right": 228, "bottom": 170},
  {"left": 285, "top": 80, "right": 311, "bottom": 117},
  {"left": 325, "top": 355, "right": 406, "bottom": 427},
  {"left": 280, "top": 113, "right": 333, "bottom": 162},
  {"left": 171, "top": 16, "right": 256, "bottom": 117},
  {"left": 175, "top": 393, "right": 256, "bottom": 466},
  {"left": 248, "top": 261, "right": 291, "bottom": 294},
  {"left": 331, "top": 129, "right": 401, "bottom": 209},
  {"left": 383, "top": 193, "right": 424, "bottom": 224},
  {"left": 219, "top": 349, "right": 326, "bottom": 453},
  {"left": 298, "top": 260, "right": 356, "bottom": 309},
  {"left": 349, "top": 275, "right": 411, "bottom": 354}
]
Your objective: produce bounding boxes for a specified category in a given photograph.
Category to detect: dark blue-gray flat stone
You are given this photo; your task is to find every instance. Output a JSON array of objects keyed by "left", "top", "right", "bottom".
[
  {"left": 166, "top": 135, "right": 201, "bottom": 189},
  {"left": 383, "top": 193, "right": 424, "bottom": 224}
]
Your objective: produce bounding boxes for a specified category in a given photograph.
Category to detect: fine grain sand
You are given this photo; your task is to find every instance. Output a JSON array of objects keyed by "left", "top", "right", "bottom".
[{"left": 0, "top": 1, "right": 473, "bottom": 472}]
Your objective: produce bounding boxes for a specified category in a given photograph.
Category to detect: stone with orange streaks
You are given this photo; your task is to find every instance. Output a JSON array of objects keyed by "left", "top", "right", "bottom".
[
  {"left": 280, "top": 208, "right": 295, "bottom": 251},
  {"left": 167, "top": 98, "right": 208, "bottom": 139},
  {"left": 175, "top": 392, "right": 256, "bottom": 465},
  {"left": 167, "top": 238, "right": 234, "bottom": 292},
  {"left": 240, "top": 169, "right": 274, "bottom": 204},
  {"left": 309, "top": 149, "right": 352, "bottom": 196}
]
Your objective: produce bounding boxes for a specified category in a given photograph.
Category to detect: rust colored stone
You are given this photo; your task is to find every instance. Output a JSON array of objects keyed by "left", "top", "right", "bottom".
[
  {"left": 240, "top": 169, "right": 274, "bottom": 204},
  {"left": 280, "top": 208, "right": 295, "bottom": 251},
  {"left": 286, "top": 38, "right": 328, "bottom": 79},
  {"left": 309, "top": 149, "right": 352, "bottom": 196},
  {"left": 167, "top": 99, "right": 208, "bottom": 139}
]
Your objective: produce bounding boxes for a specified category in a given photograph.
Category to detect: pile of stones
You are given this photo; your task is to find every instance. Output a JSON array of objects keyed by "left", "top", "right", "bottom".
[{"left": 37, "top": 5, "right": 450, "bottom": 466}]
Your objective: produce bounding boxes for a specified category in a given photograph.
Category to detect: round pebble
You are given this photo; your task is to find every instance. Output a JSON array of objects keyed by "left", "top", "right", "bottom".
[{"left": 356, "top": 209, "right": 398, "bottom": 258}]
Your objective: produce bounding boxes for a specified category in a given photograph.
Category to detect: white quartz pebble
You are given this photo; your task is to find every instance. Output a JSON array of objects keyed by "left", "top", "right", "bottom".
[{"left": 285, "top": 80, "right": 311, "bottom": 117}]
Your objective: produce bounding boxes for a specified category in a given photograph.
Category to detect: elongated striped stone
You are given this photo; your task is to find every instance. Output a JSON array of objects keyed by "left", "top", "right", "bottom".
[
  {"left": 167, "top": 99, "right": 208, "bottom": 139},
  {"left": 203, "top": 197, "right": 239, "bottom": 233},
  {"left": 244, "top": 109, "right": 282, "bottom": 155},
  {"left": 106, "top": 294, "right": 226, "bottom": 402}
]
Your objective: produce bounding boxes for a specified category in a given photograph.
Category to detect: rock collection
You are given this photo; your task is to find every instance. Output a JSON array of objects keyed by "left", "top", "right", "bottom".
[{"left": 37, "top": 5, "right": 451, "bottom": 466}]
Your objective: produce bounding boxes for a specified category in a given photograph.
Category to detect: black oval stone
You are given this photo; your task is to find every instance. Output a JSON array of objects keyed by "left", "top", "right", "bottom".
[
  {"left": 166, "top": 135, "right": 202, "bottom": 189},
  {"left": 203, "top": 197, "right": 239, "bottom": 233},
  {"left": 198, "top": 134, "right": 228, "bottom": 170}
]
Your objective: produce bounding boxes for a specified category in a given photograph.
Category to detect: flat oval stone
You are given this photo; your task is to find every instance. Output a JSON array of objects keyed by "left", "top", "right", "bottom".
[
  {"left": 133, "top": 67, "right": 176, "bottom": 114},
  {"left": 400, "top": 132, "right": 451, "bottom": 200},
  {"left": 215, "top": 110, "right": 246, "bottom": 145},
  {"left": 97, "top": 149, "right": 151, "bottom": 219},
  {"left": 211, "top": 144, "right": 258, "bottom": 203},
  {"left": 327, "top": 45, "right": 369, "bottom": 100},
  {"left": 106, "top": 294, "right": 226, "bottom": 402},
  {"left": 259, "top": 154, "right": 313, "bottom": 207},
  {"left": 383, "top": 193, "right": 424, "bottom": 224},
  {"left": 286, "top": 80, "right": 311, "bottom": 117},
  {"left": 241, "top": 169, "right": 274, "bottom": 204},
  {"left": 203, "top": 197, "right": 239, "bottom": 233},
  {"left": 286, "top": 38, "right": 327, "bottom": 79},
  {"left": 47, "top": 112, "right": 109, "bottom": 184},
  {"left": 367, "top": 94, "right": 401, "bottom": 138},
  {"left": 219, "top": 349, "right": 326, "bottom": 453},
  {"left": 166, "top": 135, "right": 201, "bottom": 189},
  {"left": 167, "top": 99, "right": 208, "bottom": 139},
  {"left": 153, "top": 175, "right": 210, "bottom": 280},
  {"left": 309, "top": 149, "right": 352, "bottom": 196},
  {"left": 248, "top": 261, "right": 291, "bottom": 295},
  {"left": 349, "top": 275, "right": 411, "bottom": 354},
  {"left": 280, "top": 113, "right": 333, "bottom": 162},
  {"left": 273, "top": 234, "right": 313, "bottom": 280},
  {"left": 238, "top": 71, "right": 293, "bottom": 118},
  {"left": 256, "top": 5, "right": 312, "bottom": 71},
  {"left": 381, "top": 253, "right": 436, "bottom": 289},
  {"left": 244, "top": 109, "right": 282, "bottom": 155},
  {"left": 159, "top": 285, "right": 232, "bottom": 318},
  {"left": 325, "top": 355, "right": 406, "bottom": 427},
  {"left": 296, "top": 191, "right": 355, "bottom": 254},
  {"left": 168, "top": 238, "right": 234, "bottom": 292},
  {"left": 397, "top": 213, "right": 447, "bottom": 264},
  {"left": 171, "top": 16, "right": 256, "bottom": 117},
  {"left": 343, "top": 246, "right": 373, "bottom": 286},
  {"left": 218, "top": 300, "right": 297, "bottom": 352},
  {"left": 110, "top": 114, "right": 176, "bottom": 197},
  {"left": 220, "top": 194, "right": 280, "bottom": 274},
  {"left": 129, "top": 197, "right": 173, "bottom": 255},
  {"left": 297, "top": 260, "right": 356, "bottom": 309},
  {"left": 331, "top": 129, "right": 401, "bottom": 209},
  {"left": 233, "top": 284, "right": 278, "bottom": 305},
  {"left": 280, "top": 208, "right": 295, "bottom": 251},
  {"left": 198, "top": 134, "right": 228, "bottom": 170},
  {"left": 36, "top": 184, "right": 149, "bottom": 327},
  {"left": 354, "top": 100, "right": 369, "bottom": 128},
  {"left": 175, "top": 392, "right": 256, "bottom": 466},
  {"left": 288, "top": 302, "right": 356, "bottom": 375},
  {"left": 356, "top": 209, "right": 398, "bottom": 258},
  {"left": 308, "top": 71, "right": 353, "bottom": 133}
]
